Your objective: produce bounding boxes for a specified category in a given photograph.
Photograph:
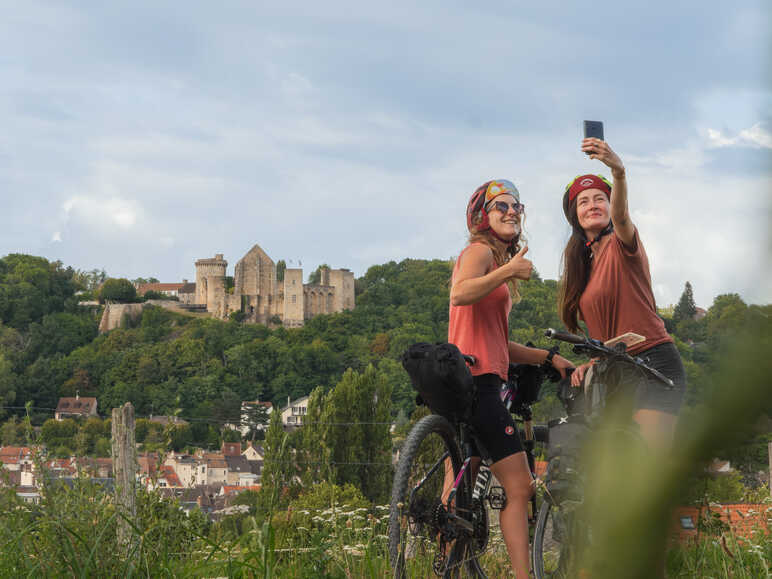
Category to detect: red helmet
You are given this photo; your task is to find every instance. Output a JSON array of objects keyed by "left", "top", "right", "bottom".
[{"left": 466, "top": 179, "right": 520, "bottom": 233}]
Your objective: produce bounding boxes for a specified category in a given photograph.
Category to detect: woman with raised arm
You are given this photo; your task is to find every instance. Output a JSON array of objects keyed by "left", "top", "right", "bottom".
[
  {"left": 558, "top": 139, "right": 686, "bottom": 448},
  {"left": 449, "top": 179, "right": 573, "bottom": 577}
]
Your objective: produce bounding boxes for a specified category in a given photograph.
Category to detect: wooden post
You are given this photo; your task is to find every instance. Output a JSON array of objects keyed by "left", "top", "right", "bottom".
[
  {"left": 768, "top": 442, "right": 772, "bottom": 497},
  {"left": 112, "top": 402, "right": 137, "bottom": 555}
]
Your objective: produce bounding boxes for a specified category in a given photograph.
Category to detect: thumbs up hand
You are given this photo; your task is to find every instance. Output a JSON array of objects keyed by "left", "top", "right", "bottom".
[{"left": 505, "top": 245, "right": 533, "bottom": 280}]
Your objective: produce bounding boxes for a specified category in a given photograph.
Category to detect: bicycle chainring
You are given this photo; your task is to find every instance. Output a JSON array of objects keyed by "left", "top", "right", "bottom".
[{"left": 487, "top": 485, "right": 507, "bottom": 510}]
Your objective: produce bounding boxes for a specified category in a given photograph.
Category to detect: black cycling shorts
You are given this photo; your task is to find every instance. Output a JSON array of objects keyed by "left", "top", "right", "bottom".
[
  {"left": 468, "top": 373, "right": 524, "bottom": 464},
  {"left": 634, "top": 341, "right": 686, "bottom": 415}
]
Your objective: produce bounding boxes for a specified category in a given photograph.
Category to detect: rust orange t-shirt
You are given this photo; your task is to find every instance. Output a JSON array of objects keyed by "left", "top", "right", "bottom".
[
  {"left": 579, "top": 229, "right": 671, "bottom": 355},
  {"left": 448, "top": 244, "right": 512, "bottom": 380}
]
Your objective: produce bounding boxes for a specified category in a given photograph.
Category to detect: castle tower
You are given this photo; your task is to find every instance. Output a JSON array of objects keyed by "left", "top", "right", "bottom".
[
  {"left": 283, "top": 268, "right": 304, "bottom": 327},
  {"left": 234, "top": 244, "right": 276, "bottom": 323},
  {"left": 195, "top": 254, "right": 227, "bottom": 306},
  {"left": 329, "top": 268, "right": 355, "bottom": 312}
]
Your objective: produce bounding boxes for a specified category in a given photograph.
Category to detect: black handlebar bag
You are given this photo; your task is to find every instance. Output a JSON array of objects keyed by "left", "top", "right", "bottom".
[{"left": 401, "top": 342, "right": 476, "bottom": 424}]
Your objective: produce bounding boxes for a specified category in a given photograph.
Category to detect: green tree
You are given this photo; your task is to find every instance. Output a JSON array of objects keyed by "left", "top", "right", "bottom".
[
  {"left": 40, "top": 418, "right": 78, "bottom": 449},
  {"left": 74, "top": 268, "right": 108, "bottom": 291},
  {"left": 261, "top": 409, "right": 293, "bottom": 509},
  {"left": 243, "top": 402, "right": 270, "bottom": 441},
  {"left": 275, "top": 260, "right": 286, "bottom": 282},
  {"left": 0, "top": 416, "right": 18, "bottom": 445},
  {"left": 673, "top": 281, "right": 697, "bottom": 322},
  {"left": 98, "top": 278, "right": 137, "bottom": 303},
  {"left": 168, "top": 424, "right": 193, "bottom": 452},
  {"left": 308, "top": 264, "right": 331, "bottom": 285},
  {"left": 0, "top": 354, "right": 16, "bottom": 419},
  {"left": 0, "top": 254, "right": 79, "bottom": 330},
  {"left": 304, "top": 365, "right": 392, "bottom": 502},
  {"left": 131, "top": 277, "right": 159, "bottom": 285}
]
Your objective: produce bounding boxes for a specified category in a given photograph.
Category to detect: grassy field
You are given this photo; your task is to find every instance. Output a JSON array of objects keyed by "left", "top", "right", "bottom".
[{"left": 1, "top": 475, "right": 769, "bottom": 578}]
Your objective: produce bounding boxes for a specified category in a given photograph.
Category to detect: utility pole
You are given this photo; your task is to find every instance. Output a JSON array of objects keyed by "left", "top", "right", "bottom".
[{"left": 112, "top": 402, "right": 137, "bottom": 555}]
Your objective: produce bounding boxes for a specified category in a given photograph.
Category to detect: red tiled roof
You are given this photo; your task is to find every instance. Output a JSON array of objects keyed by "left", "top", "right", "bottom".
[
  {"left": 222, "top": 484, "right": 261, "bottom": 495},
  {"left": 0, "top": 446, "right": 32, "bottom": 460},
  {"left": 160, "top": 465, "right": 182, "bottom": 487},
  {"left": 55, "top": 397, "right": 97, "bottom": 415},
  {"left": 137, "top": 283, "right": 184, "bottom": 295}
]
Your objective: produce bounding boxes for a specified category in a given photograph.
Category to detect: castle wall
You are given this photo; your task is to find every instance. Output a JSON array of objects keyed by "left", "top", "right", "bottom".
[
  {"left": 193, "top": 247, "right": 354, "bottom": 326},
  {"left": 303, "top": 284, "right": 334, "bottom": 319}
]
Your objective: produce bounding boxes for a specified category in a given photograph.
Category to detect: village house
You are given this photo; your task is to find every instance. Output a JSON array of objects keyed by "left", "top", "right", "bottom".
[
  {"left": 0, "top": 446, "right": 36, "bottom": 487},
  {"left": 135, "top": 280, "right": 195, "bottom": 300},
  {"left": 154, "top": 465, "right": 182, "bottom": 490},
  {"left": 54, "top": 394, "right": 98, "bottom": 420},
  {"left": 164, "top": 452, "right": 200, "bottom": 488},
  {"left": 280, "top": 395, "right": 309, "bottom": 428},
  {"left": 242, "top": 441, "right": 264, "bottom": 481},
  {"left": 148, "top": 415, "right": 189, "bottom": 427}
]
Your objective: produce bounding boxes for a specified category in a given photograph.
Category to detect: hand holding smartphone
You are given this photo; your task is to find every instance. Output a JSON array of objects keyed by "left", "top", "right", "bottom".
[{"left": 583, "top": 120, "right": 604, "bottom": 155}]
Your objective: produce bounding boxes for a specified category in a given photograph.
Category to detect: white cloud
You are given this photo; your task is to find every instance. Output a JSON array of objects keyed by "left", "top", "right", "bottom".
[
  {"left": 51, "top": 231, "right": 62, "bottom": 242},
  {"left": 706, "top": 123, "right": 772, "bottom": 149},
  {"left": 62, "top": 195, "right": 141, "bottom": 231}
]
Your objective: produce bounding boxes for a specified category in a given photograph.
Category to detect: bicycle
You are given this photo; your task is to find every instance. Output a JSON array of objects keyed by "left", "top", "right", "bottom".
[
  {"left": 530, "top": 328, "right": 675, "bottom": 578},
  {"left": 388, "top": 353, "right": 557, "bottom": 578}
]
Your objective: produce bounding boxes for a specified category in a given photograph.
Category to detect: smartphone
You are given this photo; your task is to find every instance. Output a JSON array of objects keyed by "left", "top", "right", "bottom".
[{"left": 583, "top": 120, "right": 604, "bottom": 154}]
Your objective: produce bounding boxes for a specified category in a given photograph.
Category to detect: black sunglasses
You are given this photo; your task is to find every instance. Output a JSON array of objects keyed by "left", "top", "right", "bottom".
[{"left": 488, "top": 200, "right": 524, "bottom": 214}]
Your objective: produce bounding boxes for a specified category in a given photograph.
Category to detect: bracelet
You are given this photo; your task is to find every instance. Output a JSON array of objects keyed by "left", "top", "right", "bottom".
[{"left": 544, "top": 346, "right": 559, "bottom": 365}]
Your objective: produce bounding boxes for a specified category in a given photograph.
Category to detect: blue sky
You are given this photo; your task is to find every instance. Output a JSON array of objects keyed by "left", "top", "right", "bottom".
[{"left": 1, "top": 1, "right": 770, "bottom": 308}]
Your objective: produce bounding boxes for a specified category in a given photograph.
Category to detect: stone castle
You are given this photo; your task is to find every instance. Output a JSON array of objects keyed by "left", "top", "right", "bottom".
[{"left": 191, "top": 244, "right": 355, "bottom": 327}]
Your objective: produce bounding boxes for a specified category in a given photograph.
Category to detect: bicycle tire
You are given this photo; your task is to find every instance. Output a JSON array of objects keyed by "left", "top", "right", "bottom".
[
  {"left": 388, "top": 414, "right": 485, "bottom": 578},
  {"left": 532, "top": 499, "right": 572, "bottom": 579}
]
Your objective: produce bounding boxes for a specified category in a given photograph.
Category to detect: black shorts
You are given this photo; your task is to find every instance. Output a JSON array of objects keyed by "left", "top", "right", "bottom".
[
  {"left": 634, "top": 341, "right": 686, "bottom": 415},
  {"left": 468, "top": 374, "right": 524, "bottom": 463}
]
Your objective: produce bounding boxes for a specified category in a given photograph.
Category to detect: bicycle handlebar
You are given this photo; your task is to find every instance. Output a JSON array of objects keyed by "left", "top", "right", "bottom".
[
  {"left": 544, "top": 328, "right": 674, "bottom": 389},
  {"left": 543, "top": 328, "right": 587, "bottom": 345}
]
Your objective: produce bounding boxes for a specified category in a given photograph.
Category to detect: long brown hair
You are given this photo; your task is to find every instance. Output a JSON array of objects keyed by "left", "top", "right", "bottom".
[
  {"left": 468, "top": 216, "right": 524, "bottom": 303},
  {"left": 558, "top": 194, "right": 594, "bottom": 332}
]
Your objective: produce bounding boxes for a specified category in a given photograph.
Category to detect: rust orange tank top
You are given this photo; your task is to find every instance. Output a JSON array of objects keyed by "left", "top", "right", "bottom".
[
  {"left": 579, "top": 229, "right": 671, "bottom": 355},
  {"left": 448, "top": 244, "right": 512, "bottom": 380}
]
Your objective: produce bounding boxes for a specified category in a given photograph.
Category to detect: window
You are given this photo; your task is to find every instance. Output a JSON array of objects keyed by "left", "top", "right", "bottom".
[
  {"left": 291, "top": 295, "right": 296, "bottom": 303},
  {"left": 679, "top": 516, "right": 695, "bottom": 530}
]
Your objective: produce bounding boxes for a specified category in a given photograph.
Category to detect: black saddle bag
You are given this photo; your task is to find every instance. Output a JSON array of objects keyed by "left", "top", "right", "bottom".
[
  {"left": 401, "top": 342, "right": 476, "bottom": 423},
  {"left": 544, "top": 415, "right": 589, "bottom": 505}
]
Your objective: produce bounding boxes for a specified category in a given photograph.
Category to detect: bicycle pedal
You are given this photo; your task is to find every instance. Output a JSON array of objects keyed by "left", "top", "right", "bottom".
[{"left": 487, "top": 485, "right": 506, "bottom": 510}]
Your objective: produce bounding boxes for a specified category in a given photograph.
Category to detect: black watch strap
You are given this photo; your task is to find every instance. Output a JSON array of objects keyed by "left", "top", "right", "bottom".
[{"left": 544, "top": 346, "right": 559, "bottom": 364}]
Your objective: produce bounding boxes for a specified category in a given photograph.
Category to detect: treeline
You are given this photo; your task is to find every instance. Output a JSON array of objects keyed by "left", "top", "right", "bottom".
[{"left": 0, "top": 253, "right": 770, "bottom": 477}]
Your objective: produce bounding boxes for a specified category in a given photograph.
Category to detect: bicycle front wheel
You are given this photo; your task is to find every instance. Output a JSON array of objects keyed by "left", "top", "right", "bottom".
[
  {"left": 532, "top": 499, "right": 572, "bottom": 579},
  {"left": 388, "top": 414, "right": 485, "bottom": 578}
]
